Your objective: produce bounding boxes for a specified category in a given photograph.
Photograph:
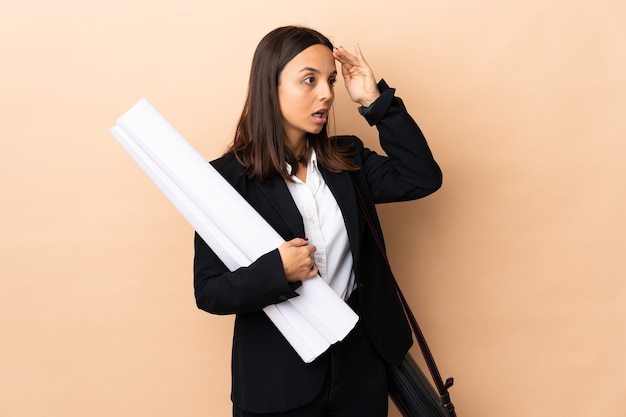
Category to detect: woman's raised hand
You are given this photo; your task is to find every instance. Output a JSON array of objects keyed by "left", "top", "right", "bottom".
[
  {"left": 333, "top": 44, "right": 380, "bottom": 107},
  {"left": 278, "top": 238, "right": 318, "bottom": 283}
]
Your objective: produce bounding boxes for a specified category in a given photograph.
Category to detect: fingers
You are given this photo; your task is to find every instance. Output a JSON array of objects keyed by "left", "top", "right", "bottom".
[
  {"left": 279, "top": 238, "right": 318, "bottom": 283},
  {"left": 355, "top": 43, "right": 369, "bottom": 66},
  {"left": 331, "top": 44, "right": 379, "bottom": 107},
  {"left": 304, "top": 259, "right": 319, "bottom": 280},
  {"left": 333, "top": 45, "right": 357, "bottom": 67},
  {"left": 287, "top": 237, "right": 309, "bottom": 247},
  {"left": 333, "top": 44, "right": 369, "bottom": 68},
  {"left": 333, "top": 45, "right": 375, "bottom": 85}
]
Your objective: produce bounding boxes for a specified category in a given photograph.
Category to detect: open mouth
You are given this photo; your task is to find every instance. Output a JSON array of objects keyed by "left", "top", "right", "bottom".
[{"left": 312, "top": 110, "right": 328, "bottom": 123}]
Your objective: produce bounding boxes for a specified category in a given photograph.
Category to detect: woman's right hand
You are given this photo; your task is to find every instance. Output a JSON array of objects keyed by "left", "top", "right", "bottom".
[
  {"left": 333, "top": 44, "right": 380, "bottom": 108},
  {"left": 278, "top": 238, "right": 318, "bottom": 283}
]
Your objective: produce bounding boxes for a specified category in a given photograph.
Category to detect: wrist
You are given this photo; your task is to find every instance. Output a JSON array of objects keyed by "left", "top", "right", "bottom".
[{"left": 358, "top": 94, "right": 380, "bottom": 108}]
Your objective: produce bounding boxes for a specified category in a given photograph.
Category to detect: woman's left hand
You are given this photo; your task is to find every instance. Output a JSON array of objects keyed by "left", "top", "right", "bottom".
[{"left": 333, "top": 44, "right": 380, "bottom": 107}]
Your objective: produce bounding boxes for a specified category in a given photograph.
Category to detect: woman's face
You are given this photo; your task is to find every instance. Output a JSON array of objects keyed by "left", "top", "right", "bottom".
[{"left": 278, "top": 44, "right": 337, "bottom": 148}]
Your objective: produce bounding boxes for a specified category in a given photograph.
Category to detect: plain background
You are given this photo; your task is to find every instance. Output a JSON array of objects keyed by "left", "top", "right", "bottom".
[{"left": 1, "top": 0, "right": 625, "bottom": 416}]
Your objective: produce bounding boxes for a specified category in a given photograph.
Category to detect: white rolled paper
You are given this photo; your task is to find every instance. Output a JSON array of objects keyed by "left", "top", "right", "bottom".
[{"left": 110, "top": 98, "right": 359, "bottom": 363}]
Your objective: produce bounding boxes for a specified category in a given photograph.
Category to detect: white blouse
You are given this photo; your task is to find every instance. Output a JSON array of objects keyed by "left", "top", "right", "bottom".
[{"left": 285, "top": 149, "right": 356, "bottom": 300}]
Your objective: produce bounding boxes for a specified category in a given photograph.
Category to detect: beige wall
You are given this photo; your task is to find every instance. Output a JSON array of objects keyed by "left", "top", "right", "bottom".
[{"left": 2, "top": 1, "right": 625, "bottom": 416}]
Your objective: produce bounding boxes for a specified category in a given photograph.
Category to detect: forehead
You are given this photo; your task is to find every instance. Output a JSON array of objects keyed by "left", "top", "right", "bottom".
[{"left": 282, "top": 44, "right": 336, "bottom": 74}]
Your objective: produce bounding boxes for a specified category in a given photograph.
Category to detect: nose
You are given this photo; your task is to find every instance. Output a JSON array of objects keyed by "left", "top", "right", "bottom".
[{"left": 318, "top": 82, "right": 334, "bottom": 102}]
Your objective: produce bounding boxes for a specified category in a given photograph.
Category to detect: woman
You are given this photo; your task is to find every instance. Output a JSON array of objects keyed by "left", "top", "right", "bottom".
[{"left": 193, "top": 25, "right": 442, "bottom": 417}]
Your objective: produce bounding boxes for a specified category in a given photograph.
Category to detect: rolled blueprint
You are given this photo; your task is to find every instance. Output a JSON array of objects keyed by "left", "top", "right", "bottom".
[{"left": 110, "top": 98, "right": 359, "bottom": 363}]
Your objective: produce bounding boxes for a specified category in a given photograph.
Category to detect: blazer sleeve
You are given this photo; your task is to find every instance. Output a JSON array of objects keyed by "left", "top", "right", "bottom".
[
  {"left": 356, "top": 79, "right": 442, "bottom": 203},
  {"left": 193, "top": 232, "right": 300, "bottom": 315}
]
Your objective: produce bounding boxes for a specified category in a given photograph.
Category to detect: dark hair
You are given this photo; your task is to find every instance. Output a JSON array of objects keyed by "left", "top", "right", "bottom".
[{"left": 226, "top": 25, "right": 357, "bottom": 182}]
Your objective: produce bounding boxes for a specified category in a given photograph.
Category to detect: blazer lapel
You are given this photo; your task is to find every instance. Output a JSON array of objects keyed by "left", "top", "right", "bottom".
[
  {"left": 320, "top": 169, "right": 363, "bottom": 269},
  {"left": 253, "top": 177, "right": 305, "bottom": 240}
]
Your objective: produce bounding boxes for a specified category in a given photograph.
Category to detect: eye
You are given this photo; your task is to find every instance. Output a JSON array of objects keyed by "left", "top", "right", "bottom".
[
  {"left": 329, "top": 78, "right": 337, "bottom": 87},
  {"left": 303, "top": 76, "right": 315, "bottom": 85}
]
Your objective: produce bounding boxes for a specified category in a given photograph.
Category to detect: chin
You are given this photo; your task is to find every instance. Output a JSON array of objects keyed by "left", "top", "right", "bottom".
[{"left": 309, "top": 125, "right": 325, "bottom": 135}]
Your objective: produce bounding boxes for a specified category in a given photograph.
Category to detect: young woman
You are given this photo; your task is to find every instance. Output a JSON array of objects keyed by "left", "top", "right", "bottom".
[{"left": 193, "top": 25, "right": 442, "bottom": 417}]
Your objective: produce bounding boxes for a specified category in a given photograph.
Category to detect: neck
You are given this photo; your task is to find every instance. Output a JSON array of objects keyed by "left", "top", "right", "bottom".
[{"left": 286, "top": 135, "right": 307, "bottom": 159}]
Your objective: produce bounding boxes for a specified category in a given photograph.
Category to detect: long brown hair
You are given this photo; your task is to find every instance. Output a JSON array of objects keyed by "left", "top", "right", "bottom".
[{"left": 227, "top": 25, "right": 358, "bottom": 182}]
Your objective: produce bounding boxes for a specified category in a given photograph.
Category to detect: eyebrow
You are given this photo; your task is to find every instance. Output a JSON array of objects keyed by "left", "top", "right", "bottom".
[{"left": 299, "top": 66, "right": 337, "bottom": 75}]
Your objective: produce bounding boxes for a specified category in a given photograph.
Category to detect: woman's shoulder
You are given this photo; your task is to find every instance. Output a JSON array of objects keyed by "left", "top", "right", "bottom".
[
  {"left": 209, "top": 152, "right": 246, "bottom": 183},
  {"left": 210, "top": 152, "right": 239, "bottom": 168}
]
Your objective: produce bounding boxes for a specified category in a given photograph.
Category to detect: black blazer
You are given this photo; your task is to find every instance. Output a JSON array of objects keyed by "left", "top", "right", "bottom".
[{"left": 193, "top": 80, "right": 442, "bottom": 414}]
